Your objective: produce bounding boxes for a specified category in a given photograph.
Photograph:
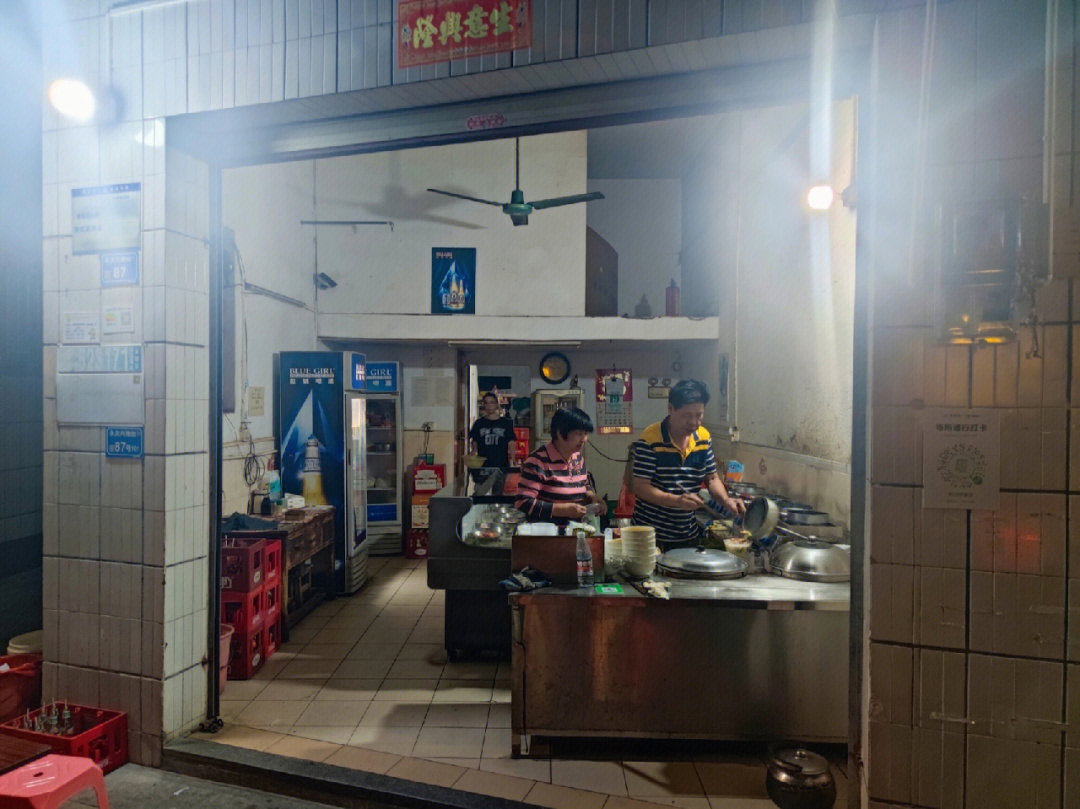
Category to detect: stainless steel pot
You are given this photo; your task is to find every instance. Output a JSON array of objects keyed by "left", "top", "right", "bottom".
[
  {"left": 782, "top": 509, "right": 831, "bottom": 526},
  {"left": 769, "top": 539, "right": 850, "bottom": 582},
  {"left": 656, "top": 547, "right": 748, "bottom": 580},
  {"left": 765, "top": 748, "right": 836, "bottom": 809}
]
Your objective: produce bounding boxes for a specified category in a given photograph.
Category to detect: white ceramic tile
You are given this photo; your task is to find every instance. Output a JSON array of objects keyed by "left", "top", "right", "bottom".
[{"left": 868, "top": 642, "right": 912, "bottom": 725}]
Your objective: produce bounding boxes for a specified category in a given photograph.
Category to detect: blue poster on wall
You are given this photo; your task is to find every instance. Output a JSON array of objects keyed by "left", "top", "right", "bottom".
[{"left": 431, "top": 247, "right": 476, "bottom": 314}]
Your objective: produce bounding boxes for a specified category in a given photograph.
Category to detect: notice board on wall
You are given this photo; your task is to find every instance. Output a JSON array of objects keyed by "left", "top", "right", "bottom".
[{"left": 922, "top": 408, "right": 1000, "bottom": 510}]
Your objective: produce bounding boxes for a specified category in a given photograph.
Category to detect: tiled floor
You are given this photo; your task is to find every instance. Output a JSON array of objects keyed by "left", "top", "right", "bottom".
[{"left": 193, "top": 557, "right": 848, "bottom": 809}]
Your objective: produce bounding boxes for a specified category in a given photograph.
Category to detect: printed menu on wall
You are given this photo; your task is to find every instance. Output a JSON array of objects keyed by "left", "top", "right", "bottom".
[{"left": 922, "top": 408, "right": 1000, "bottom": 510}]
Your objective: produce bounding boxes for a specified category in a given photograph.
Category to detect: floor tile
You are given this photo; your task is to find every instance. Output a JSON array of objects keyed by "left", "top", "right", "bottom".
[
  {"left": 314, "top": 678, "right": 382, "bottom": 701},
  {"left": 359, "top": 700, "right": 431, "bottom": 727},
  {"left": 347, "top": 641, "right": 405, "bottom": 660},
  {"left": 218, "top": 698, "right": 250, "bottom": 719},
  {"left": 623, "top": 762, "right": 705, "bottom": 798},
  {"left": 286, "top": 626, "right": 320, "bottom": 644},
  {"left": 374, "top": 678, "right": 439, "bottom": 702},
  {"left": 406, "top": 624, "right": 443, "bottom": 644},
  {"left": 386, "top": 757, "right": 466, "bottom": 787},
  {"left": 694, "top": 762, "right": 768, "bottom": 798},
  {"left": 235, "top": 699, "right": 310, "bottom": 728},
  {"left": 387, "top": 658, "right": 445, "bottom": 679},
  {"left": 257, "top": 678, "right": 327, "bottom": 701},
  {"left": 443, "top": 661, "right": 499, "bottom": 680},
  {"left": 641, "top": 798, "right": 712, "bottom": 809},
  {"left": 413, "top": 725, "right": 486, "bottom": 759},
  {"left": 277, "top": 659, "right": 339, "bottom": 679},
  {"left": 324, "top": 744, "right": 401, "bottom": 774},
  {"left": 432, "top": 679, "right": 493, "bottom": 703},
  {"left": 480, "top": 756, "right": 552, "bottom": 783},
  {"left": 487, "top": 702, "right": 511, "bottom": 728},
  {"left": 347, "top": 725, "right": 420, "bottom": 756},
  {"left": 220, "top": 678, "right": 268, "bottom": 701},
  {"left": 333, "top": 658, "right": 394, "bottom": 679},
  {"left": 427, "top": 757, "right": 482, "bottom": 769},
  {"left": 453, "top": 767, "right": 535, "bottom": 802},
  {"left": 289, "top": 725, "right": 358, "bottom": 745},
  {"left": 208, "top": 724, "right": 284, "bottom": 751},
  {"left": 301, "top": 642, "right": 353, "bottom": 660},
  {"left": 552, "top": 760, "right": 628, "bottom": 796},
  {"left": 603, "top": 798, "right": 682, "bottom": 809},
  {"left": 705, "top": 799, "right": 774, "bottom": 809},
  {"left": 396, "top": 643, "right": 443, "bottom": 661},
  {"left": 524, "top": 781, "right": 609, "bottom": 809},
  {"left": 481, "top": 728, "right": 514, "bottom": 760},
  {"left": 294, "top": 700, "right": 371, "bottom": 727},
  {"left": 264, "top": 734, "right": 341, "bottom": 763},
  {"left": 422, "top": 702, "right": 491, "bottom": 728},
  {"left": 490, "top": 684, "right": 512, "bottom": 703}
]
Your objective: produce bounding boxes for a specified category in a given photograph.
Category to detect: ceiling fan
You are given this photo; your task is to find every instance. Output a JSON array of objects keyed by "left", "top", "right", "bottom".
[{"left": 427, "top": 137, "right": 604, "bottom": 226}]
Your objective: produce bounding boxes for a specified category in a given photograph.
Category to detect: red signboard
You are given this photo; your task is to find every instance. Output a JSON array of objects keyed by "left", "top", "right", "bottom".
[{"left": 397, "top": 0, "right": 532, "bottom": 69}]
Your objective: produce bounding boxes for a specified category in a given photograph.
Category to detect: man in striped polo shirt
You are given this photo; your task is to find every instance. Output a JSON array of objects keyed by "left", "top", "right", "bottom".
[
  {"left": 630, "top": 380, "right": 745, "bottom": 550},
  {"left": 516, "top": 407, "right": 602, "bottom": 522}
]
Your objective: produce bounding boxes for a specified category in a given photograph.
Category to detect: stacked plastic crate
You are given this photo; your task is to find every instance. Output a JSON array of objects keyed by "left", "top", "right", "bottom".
[{"left": 220, "top": 536, "right": 283, "bottom": 678}]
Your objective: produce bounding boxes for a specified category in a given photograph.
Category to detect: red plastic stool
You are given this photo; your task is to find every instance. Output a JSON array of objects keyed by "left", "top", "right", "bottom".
[{"left": 0, "top": 754, "right": 109, "bottom": 809}]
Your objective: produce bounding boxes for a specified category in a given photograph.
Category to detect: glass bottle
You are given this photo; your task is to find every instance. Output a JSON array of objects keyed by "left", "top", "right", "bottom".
[{"left": 575, "top": 529, "right": 594, "bottom": 587}]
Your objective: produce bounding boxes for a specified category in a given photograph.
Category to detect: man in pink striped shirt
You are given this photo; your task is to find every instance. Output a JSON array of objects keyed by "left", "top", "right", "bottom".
[{"left": 515, "top": 407, "right": 601, "bottom": 522}]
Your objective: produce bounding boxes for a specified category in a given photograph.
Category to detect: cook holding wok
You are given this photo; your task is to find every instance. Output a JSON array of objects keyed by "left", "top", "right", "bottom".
[
  {"left": 629, "top": 379, "right": 745, "bottom": 552},
  {"left": 515, "top": 407, "right": 604, "bottom": 523}
]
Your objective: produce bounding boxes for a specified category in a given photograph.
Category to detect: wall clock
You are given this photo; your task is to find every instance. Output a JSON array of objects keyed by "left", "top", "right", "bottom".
[{"left": 539, "top": 352, "right": 571, "bottom": 384}]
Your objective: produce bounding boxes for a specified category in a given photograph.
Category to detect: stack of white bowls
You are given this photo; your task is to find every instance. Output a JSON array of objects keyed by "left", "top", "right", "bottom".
[{"left": 620, "top": 526, "right": 658, "bottom": 577}]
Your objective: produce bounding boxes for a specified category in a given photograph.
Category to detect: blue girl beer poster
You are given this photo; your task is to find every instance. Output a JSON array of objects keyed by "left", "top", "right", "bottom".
[{"left": 431, "top": 247, "right": 476, "bottom": 314}]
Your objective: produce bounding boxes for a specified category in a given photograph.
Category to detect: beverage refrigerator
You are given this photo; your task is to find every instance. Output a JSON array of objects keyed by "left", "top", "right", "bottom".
[
  {"left": 276, "top": 350, "right": 370, "bottom": 594},
  {"left": 359, "top": 361, "right": 404, "bottom": 556}
]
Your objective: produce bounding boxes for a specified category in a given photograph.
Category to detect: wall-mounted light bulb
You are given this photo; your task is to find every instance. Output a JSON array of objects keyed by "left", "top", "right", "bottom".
[
  {"left": 47, "top": 78, "right": 96, "bottom": 122},
  {"left": 806, "top": 184, "right": 835, "bottom": 211}
]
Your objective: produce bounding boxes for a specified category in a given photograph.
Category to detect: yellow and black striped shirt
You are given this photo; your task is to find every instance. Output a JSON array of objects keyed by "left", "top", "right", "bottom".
[{"left": 630, "top": 418, "right": 717, "bottom": 546}]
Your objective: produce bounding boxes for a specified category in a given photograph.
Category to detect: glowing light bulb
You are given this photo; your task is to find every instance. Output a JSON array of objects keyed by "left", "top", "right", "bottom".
[
  {"left": 806, "top": 184, "right": 835, "bottom": 211},
  {"left": 47, "top": 78, "right": 96, "bottom": 122}
]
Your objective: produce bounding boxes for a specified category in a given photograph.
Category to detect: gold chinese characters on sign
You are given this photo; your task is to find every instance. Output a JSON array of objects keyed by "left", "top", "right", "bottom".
[{"left": 397, "top": 0, "right": 532, "bottom": 68}]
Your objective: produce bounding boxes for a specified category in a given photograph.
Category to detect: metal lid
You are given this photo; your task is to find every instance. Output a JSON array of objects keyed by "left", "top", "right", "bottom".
[
  {"left": 772, "top": 748, "right": 830, "bottom": 776},
  {"left": 657, "top": 547, "right": 748, "bottom": 579},
  {"left": 770, "top": 539, "right": 850, "bottom": 582}
]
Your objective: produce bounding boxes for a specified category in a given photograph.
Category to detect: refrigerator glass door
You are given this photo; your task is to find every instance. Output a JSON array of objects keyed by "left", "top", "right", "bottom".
[
  {"left": 347, "top": 394, "right": 367, "bottom": 556},
  {"left": 365, "top": 395, "right": 401, "bottom": 526}
]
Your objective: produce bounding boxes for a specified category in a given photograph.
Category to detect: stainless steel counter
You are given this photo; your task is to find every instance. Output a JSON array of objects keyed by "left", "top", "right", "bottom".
[
  {"left": 524, "top": 572, "right": 849, "bottom": 609},
  {"left": 509, "top": 573, "right": 850, "bottom": 754}
]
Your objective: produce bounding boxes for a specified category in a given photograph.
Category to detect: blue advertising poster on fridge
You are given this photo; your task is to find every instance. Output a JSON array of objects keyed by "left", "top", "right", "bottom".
[{"left": 277, "top": 351, "right": 347, "bottom": 591}]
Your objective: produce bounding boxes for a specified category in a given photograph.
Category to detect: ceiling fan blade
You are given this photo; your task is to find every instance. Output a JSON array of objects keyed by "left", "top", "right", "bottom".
[
  {"left": 426, "top": 188, "right": 503, "bottom": 207},
  {"left": 528, "top": 191, "right": 606, "bottom": 210}
]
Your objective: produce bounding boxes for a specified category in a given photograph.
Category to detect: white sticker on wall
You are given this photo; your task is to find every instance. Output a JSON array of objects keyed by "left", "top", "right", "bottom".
[
  {"left": 63, "top": 312, "right": 100, "bottom": 344},
  {"left": 922, "top": 408, "right": 1000, "bottom": 510},
  {"left": 102, "top": 306, "right": 135, "bottom": 334}
]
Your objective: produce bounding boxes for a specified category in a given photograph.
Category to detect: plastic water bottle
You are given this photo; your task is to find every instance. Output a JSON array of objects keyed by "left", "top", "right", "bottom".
[{"left": 575, "top": 530, "right": 594, "bottom": 587}]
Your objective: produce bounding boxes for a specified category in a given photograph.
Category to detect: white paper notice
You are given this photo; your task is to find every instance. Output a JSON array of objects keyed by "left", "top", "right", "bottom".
[
  {"left": 102, "top": 306, "right": 135, "bottom": 334},
  {"left": 63, "top": 312, "right": 100, "bottom": 344},
  {"left": 922, "top": 408, "right": 1000, "bottom": 510}
]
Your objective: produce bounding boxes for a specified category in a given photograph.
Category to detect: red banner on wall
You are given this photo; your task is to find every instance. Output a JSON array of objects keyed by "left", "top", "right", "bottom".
[{"left": 397, "top": 0, "right": 532, "bottom": 69}]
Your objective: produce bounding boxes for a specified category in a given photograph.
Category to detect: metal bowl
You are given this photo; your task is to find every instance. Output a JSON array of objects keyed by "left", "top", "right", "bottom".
[{"left": 769, "top": 539, "right": 850, "bottom": 582}]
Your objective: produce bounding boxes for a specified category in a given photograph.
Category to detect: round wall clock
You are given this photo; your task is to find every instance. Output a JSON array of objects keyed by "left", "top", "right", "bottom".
[{"left": 539, "top": 352, "right": 571, "bottom": 384}]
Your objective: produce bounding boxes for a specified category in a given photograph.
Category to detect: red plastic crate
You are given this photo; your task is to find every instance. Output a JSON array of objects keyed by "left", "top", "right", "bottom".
[
  {"left": 221, "top": 538, "right": 266, "bottom": 591},
  {"left": 0, "top": 702, "right": 128, "bottom": 774},
  {"left": 227, "top": 628, "right": 264, "bottom": 680},
  {"left": 221, "top": 586, "right": 265, "bottom": 634},
  {"left": 262, "top": 581, "right": 282, "bottom": 621},
  {"left": 0, "top": 654, "right": 42, "bottom": 724},
  {"left": 263, "top": 615, "right": 281, "bottom": 658},
  {"left": 263, "top": 539, "right": 282, "bottom": 586}
]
